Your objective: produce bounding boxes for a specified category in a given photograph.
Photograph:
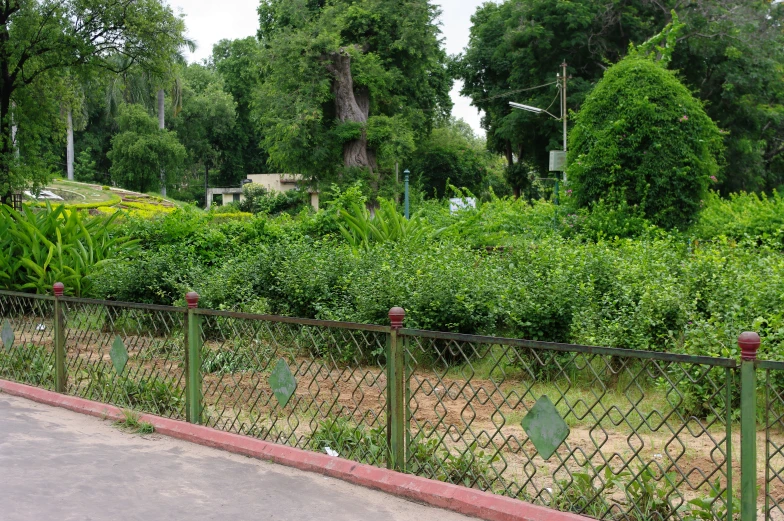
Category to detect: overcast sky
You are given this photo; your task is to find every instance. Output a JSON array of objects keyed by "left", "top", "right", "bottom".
[{"left": 168, "top": 0, "right": 488, "bottom": 135}]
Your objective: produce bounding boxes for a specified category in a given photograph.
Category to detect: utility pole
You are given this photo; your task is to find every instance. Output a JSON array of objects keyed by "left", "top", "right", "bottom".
[{"left": 560, "top": 60, "right": 568, "bottom": 183}]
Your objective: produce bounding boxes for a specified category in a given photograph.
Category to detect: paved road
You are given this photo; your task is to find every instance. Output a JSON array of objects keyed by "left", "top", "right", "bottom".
[{"left": 0, "top": 393, "right": 474, "bottom": 521}]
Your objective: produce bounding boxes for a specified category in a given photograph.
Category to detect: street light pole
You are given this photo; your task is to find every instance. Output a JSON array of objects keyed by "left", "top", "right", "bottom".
[
  {"left": 561, "top": 61, "right": 568, "bottom": 183},
  {"left": 562, "top": 61, "right": 567, "bottom": 154},
  {"left": 404, "top": 169, "right": 410, "bottom": 219}
]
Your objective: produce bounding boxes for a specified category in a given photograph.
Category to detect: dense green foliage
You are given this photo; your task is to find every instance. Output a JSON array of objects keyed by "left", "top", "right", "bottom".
[
  {"left": 211, "top": 37, "right": 269, "bottom": 186},
  {"left": 0, "top": 204, "right": 138, "bottom": 296},
  {"left": 409, "top": 119, "right": 508, "bottom": 199},
  {"left": 237, "top": 184, "right": 308, "bottom": 216},
  {"left": 107, "top": 105, "right": 187, "bottom": 193},
  {"left": 459, "top": 0, "right": 784, "bottom": 195},
  {"left": 0, "top": 0, "right": 186, "bottom": 201},
  {"left": 568, "top": 54, "right": 723, "bottom": 229},
  {"left": 89, "top": 192, "right": 784, "bottom": 361},
  {"left": 254, "top": 0, "right": 451, "bottom": 190}
]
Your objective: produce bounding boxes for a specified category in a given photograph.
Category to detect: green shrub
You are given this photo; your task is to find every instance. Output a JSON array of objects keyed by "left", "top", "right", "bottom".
[
  {"left": 337, "top": 198, "right": 430, "bottom": 252},
  {"left": 239, "top": 184, "right": 308, "bottom": 215},
  {"left": 81, "top": 367, "right": 183, "bottom": 416},
  {"left": 0, "top": 203, "right": 138, "bottom": 296},
  {"left": 567, "top": 54, "right": 723, "bottom": 230},
  {"left": 0, "top": 344, "right": 55, "bottom": 388},
  {"left": 309, "top": 417, "right": 387, "bottom": 465},
  {"left": 693, "top": 190, "right": 784, "bottom": 249},
  {"left": 407, "top": 435, "right": 498, "bottom": 488}
]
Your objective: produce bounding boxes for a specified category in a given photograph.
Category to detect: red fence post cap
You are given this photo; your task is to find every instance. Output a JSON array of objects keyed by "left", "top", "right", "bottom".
[
  {"left": 389, "top": 307, "right": 405, "bottom": 330},
  {"left": 185, "top": 292, "right": 200, "bottom": 309},
  {"left": 53, "top": 282, "right": 64, "bottom": 297},
  {"left": 738, "top": 331, "right": 761, "bottom": 361}
]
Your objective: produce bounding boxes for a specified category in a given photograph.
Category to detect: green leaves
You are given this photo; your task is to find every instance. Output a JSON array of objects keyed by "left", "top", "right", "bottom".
[
  {"left": 108, "top": 105, "right": 187, "bottom": 194},
  {"left": 337, "top": 198, "right": 429, "bottom": 252},
  {"left": 0, "top": 203, "right": 138, "bottom": 296},
  {"left": 567, "top": 55, "right": 723, "bottom": 230}
]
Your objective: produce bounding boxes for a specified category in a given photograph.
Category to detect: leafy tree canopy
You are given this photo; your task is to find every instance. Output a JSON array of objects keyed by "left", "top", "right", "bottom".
[
  {"left": 169, "top": 64, "right": 237, "bottom": 204},
  {"left": 254, "top": 0, "right": 452, "bottom": 195},
  {"left": 0, "top": 0, "right": 186, "bottom": 202},
  {"left": 108, "top": 104, "right": 186, "bottom": 193},
  {"left": 410, "top": 118, "right": 500, "bottom": 198},
  {"left": 212, "top": 37, "right": 269, "bottom": 185},
  {"left": 458, "top": 0, "right": 659, "bottom": 195},
  {"left": 459, "top": 0, "right": 784, "bottom": 196}
]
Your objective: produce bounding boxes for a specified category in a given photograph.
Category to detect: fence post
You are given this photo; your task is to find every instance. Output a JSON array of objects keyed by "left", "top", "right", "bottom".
[
  {"left": 52, "top": 282, "right": 65, "bottom": 393},
  {"left": 387, "top": 307, "right": 406, "bottom": 472},
  {"left": 185, "top": 292, "right": 202, "bottom": 424},
  {"left": 739, "top": 331, "right": 760, "bottom": 521}
]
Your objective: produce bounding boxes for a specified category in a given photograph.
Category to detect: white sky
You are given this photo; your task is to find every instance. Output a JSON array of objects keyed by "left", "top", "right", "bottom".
[{"left": 168, "top": 0, "right": 487, "bottom": 135}]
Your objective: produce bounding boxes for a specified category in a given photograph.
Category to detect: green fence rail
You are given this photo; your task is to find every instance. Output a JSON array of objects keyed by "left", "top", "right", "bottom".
[{"left": 0, "top": 285, "right": 777, "bottom": 521}]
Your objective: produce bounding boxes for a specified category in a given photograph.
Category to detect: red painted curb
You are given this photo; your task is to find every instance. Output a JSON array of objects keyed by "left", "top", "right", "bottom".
[{"left": 0, "top": 379, "right": 588, "bottom": 521}]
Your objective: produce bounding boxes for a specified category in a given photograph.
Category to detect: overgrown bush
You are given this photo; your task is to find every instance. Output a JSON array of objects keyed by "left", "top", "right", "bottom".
[
  {"left": 239, "top": 183, "right": 308, "bottom": 215},
  {"left": 692, "top": 190, "right": 784, "bottom": 249},
  {"left": 92, "top": 191, "right": 784, "bottom": 365},
  {"left": 567, "top": 54, "right": 724, "bottom": 230}
]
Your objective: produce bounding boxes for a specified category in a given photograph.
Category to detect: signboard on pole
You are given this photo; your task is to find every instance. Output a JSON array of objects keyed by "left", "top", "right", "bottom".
[{"left": 549, "top": 151, "right": 567, "bottom": 172}]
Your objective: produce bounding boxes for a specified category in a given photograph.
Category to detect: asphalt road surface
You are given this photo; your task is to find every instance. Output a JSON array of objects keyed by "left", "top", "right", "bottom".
[{"left": 0, "top": 393, "right": 474, "bottom": 521}]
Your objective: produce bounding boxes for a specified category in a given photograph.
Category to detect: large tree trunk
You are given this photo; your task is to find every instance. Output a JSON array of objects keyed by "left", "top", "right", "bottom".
[
  {"left": 66, "top": 107, "right": 74, "bottom": 181},
  {"left": 326, "top": 50, "right": 372, "bottom": 170},
  {"left": 157, "top": 88, "right": 167, "bottom": 197}
]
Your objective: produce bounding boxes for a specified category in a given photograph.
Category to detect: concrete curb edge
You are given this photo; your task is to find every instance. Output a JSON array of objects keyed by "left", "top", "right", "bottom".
[{"left": 0, "top": 379, "right": 586, "bottom": 521}]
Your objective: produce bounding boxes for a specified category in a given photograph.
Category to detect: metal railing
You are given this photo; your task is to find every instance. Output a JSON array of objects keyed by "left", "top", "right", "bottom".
[{"left": 0, "top": 285, "right": 776, "bottom": 521}]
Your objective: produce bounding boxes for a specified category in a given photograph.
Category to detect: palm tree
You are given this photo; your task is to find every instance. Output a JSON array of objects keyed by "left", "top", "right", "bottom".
[{"left": 156, "top": 38, "right": 195, "bottom": 196}]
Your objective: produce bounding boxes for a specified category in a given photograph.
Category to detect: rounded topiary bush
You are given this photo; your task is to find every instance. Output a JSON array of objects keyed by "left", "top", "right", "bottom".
[{"left": 567, "top": 55, "right": 723, "bottom": 230}]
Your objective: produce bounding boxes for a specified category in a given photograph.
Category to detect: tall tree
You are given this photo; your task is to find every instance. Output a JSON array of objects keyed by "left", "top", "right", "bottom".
[
  {"left": 212, "top": 37, "right": 268, "bottom": 186},
  {"left": 460, "top": 0, "right": 784, "bottom": 195},
  {"left": 665, "top": 0, "right": 784, "bottom": 193},
  {"left": 170, "top": 64, "right": 237, "bottom": 204},
  {"left": 458, "top": 0, "right": 658, "bottom": 196},
  {"left": 107, "top": 103, "right": 186, "bottom": 193},
  {"left": 0, "top": 0, "right": 185, "bottom": 203},
  {"left": 255, "top": 0, "right": 452, "bottom": 192}
]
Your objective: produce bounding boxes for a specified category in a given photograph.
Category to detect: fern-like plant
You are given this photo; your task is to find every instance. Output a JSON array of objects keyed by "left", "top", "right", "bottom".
[
  {"left": 0, "top": 203, "right": 138, "bottom": 296},
  {"left": 337, "top": 198, "right": 430, "bottom": 252}
]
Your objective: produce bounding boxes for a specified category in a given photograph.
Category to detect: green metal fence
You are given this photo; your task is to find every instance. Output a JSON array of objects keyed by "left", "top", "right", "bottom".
[{"left": 0, "top": 286, "right": 778, "bottom": 521}]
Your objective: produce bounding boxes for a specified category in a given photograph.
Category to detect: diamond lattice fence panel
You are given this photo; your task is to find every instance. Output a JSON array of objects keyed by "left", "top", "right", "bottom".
[
  {"left": 61, "top": 299, "right": 186, "bottom": 419},
  {"left": 0, "top": 293, "right": 56, "bottom": 389},
  {"left": 403, "top": 331, "right": 736, "bottom": 521},
  {"left": 197, "top": 310, "right": 390, "bottom": 467}
]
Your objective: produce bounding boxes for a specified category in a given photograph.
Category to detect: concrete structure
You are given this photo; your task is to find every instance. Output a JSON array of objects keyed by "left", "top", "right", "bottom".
[
  {"left": 207, "top": 174, "right": 319, "bottom": 211},
  {"left": 205, "top": 187, "right": 243, "bottom": 207}
]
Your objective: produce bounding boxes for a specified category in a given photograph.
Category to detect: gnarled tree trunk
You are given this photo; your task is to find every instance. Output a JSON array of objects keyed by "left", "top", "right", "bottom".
[{"left": 326, "top": 49, "right": 373, "bottom": 170}]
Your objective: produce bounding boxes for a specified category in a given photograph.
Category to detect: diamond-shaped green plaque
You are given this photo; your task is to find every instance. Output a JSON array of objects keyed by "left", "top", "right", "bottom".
[
  {"left": 269, "top": 358, "right": 297, "bottom": 408},
  {"left": 110, "top": 336, "right": 128, "bottom": 374},
  {"left": 1, "top": 319, "right": 13, "bottom": 349},
  {"left": 521, "top": 395, "right": 570, "bottom": 460}
]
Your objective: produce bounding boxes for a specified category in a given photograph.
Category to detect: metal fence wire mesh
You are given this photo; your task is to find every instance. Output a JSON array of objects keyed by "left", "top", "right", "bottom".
[
  {"left": 764, "top": 362, "right": 784, "bottom": 521},
  {"left": 196, "top": 310, "right": 390, "bottom": 466},
  {"left": 0, "top": 293, "right": 56, "bottom": 390},
  {"left": 59, "top": 298, "right": 187, "bottom": 419},
  {"left": 4, "top": 290, "right": 779, "bottom": 521},
  {"left": 401, "top": 331, "right": 736, "bottom": 521}
]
